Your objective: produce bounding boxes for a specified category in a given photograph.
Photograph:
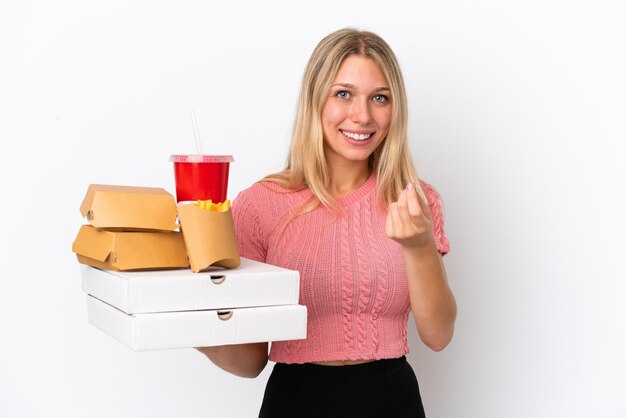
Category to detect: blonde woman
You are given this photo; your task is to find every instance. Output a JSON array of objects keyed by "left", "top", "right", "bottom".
[{"left": 197, "top": 28, "right": 457, "bottom": 418}]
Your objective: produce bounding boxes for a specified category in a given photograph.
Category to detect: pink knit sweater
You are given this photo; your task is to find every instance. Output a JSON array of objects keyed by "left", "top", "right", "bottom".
[{"left": 231, "top": 174, "right": 449, "bottom": 364}]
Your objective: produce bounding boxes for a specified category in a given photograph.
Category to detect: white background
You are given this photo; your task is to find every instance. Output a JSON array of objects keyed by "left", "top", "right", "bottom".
[{"left": 1, "top": 1, "right": 625, "bottom": 417}]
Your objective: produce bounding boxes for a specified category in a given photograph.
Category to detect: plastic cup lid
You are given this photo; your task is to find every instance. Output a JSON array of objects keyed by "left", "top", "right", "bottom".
[{"left": 169, "top": 155, "right": 234, "bottom": 163}]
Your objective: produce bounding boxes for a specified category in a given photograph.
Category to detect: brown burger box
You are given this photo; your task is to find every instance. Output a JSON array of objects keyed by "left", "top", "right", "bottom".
[
  {"left": 72, "top": 184, "right": 189, "bottom": 271},
  {"left": 80, "top": 184, "right": 178, "bottom": 231},
  {"left": 72, "top": 225, "right": 189, "bottom": 271}
]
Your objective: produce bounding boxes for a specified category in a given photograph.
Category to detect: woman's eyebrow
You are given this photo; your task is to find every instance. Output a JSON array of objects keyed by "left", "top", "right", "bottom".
[{"left": 331, "top": 83, "right": 390, "bottom": 91}]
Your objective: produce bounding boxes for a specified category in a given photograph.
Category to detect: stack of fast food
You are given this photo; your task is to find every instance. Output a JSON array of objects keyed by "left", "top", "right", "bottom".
[{"left": 72, "top": 182, "right": 306, "bottom": 351}]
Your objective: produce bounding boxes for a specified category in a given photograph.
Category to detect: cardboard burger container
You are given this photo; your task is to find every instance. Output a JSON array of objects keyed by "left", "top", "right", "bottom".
[
  {"left": 82, "top": 258, "right": 307, "bottom": 350},
  {"left": 80, "top": 184, "right": 179, "bottom": 231},
  {"left": 176, "top": 203, "right": 241, "bottom": 272},
  {"left": 72, "top": 225, "right": 189, "bottom": 271},
  {"left": 72, "top": 184, "right": 189, "bottom": 271}
]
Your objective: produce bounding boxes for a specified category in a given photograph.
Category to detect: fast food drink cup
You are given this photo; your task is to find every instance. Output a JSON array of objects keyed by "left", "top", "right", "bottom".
[{"left": 169, "top": 155, "right": 234, "bottom": 203}]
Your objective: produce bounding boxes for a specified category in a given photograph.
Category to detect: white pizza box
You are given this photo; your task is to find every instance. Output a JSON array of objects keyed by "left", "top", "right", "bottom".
[
  {"left": 81, "top": 257, "right": 300, "bottom": 314},
  {"left": 86, "top": 295, "right": 307, "bottom": 351}
]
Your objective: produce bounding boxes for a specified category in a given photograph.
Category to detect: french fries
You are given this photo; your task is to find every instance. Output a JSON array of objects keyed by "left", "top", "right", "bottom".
[{"left": 193, "top": 199, "right": 231, "bottom": 212}]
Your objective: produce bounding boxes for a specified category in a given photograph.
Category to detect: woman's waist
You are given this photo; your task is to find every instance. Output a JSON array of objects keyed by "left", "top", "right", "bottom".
[
  {"left": 311, "top": 359, "right": 375, "bottom": 366},
  {"left": 272, "top": 356, "right": 408, "bottom": 383},
  {"left": 269, "top": 344, "right": 409, "bottom": 365}
]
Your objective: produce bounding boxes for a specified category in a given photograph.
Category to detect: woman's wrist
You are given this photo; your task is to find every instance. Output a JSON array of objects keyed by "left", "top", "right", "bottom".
[{"left": 402, "top": 239, "right": 439, "bottom": 258}]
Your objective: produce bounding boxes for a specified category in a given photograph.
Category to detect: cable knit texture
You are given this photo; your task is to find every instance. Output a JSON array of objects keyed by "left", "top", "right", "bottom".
[{"left": 232, "top": 174, "right": 450, "bottom": 364}]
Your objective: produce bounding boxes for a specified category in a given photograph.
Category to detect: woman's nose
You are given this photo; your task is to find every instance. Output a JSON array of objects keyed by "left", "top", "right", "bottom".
[{"left": 350, "top": 98, "right": 371, "bottom": 125}]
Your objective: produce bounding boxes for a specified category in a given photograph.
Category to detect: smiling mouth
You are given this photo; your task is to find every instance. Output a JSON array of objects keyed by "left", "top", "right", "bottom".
[{"left": 341, "top": 130, "right": 373, "bottom": 141}]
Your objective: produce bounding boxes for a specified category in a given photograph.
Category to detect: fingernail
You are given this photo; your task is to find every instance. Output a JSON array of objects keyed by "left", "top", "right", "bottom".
[{"left": 406, "top": 182, "right": 413, "bottom": 191}]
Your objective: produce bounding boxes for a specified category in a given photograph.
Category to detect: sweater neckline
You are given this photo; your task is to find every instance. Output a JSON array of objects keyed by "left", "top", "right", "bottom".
[{"left": 336, "top": 173, "right": 377, "bottom": 207}]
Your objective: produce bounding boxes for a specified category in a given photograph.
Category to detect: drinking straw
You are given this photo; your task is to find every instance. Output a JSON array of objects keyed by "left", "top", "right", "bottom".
[{"left": 189, "top": 107, "right": 203, "bottom": 155}]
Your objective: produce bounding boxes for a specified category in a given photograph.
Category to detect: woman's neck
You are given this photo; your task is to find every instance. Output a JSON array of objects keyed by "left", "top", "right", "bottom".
[{"left": 327, "top": 162, "right": 372, "bottom": 198}]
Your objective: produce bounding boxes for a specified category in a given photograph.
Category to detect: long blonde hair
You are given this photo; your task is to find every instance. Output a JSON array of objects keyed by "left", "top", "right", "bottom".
[{"left": 263, "top": 28, "right": 425, "bottom": 218}]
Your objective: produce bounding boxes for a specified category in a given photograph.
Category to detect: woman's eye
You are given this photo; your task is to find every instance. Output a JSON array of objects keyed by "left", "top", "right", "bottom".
[
  {"left": 372, "top": 94, "right": 388, "bottom": 103},
  {"left": 336, "top": 90, "right": 350, "bottom": 99}
]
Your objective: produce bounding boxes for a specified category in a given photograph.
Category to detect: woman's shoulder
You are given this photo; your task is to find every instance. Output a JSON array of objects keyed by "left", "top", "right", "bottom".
[
  {"left": 235, "top": 178, "right": 298, "bottom": 201},
  {"left": 232, "top": 175, "right": 308, "bottom": 217},
  {"left": 418, "top": 179, "right": 444, "bottom": 202}
]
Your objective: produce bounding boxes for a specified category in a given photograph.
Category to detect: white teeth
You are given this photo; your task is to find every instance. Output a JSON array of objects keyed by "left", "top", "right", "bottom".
[{"left": 342, "top": 130, "right": 372, "bottom": 141}]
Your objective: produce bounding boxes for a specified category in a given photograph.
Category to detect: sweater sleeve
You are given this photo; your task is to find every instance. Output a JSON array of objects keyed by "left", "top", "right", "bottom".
[
  {"left": 421, "top": 181, "right": 450, "bottom": 256},
  {"left": 231, "top": 187, "right": 267, "bottom": 263}
]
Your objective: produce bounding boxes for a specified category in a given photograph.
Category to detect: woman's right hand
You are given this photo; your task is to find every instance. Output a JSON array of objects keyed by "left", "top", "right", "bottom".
[{"left": 196, "top": 342, "right": 269, "bottom": 378}]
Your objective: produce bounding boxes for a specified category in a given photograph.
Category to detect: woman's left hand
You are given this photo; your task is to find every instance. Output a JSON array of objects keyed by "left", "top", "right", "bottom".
[
  {"left": 386, "top": 182, "right": 456, "bottom": 351},
  {"left": 385, "top": 183, "right": 435, "bottom": 250}
]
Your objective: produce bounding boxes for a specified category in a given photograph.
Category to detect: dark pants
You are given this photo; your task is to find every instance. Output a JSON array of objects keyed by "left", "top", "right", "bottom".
[{"left": 259, "top": 356, "right": 426, "bottom": 418}]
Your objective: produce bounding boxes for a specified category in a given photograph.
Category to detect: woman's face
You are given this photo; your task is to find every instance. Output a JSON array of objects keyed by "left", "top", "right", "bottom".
[{"left": 321, "top": 55, "right": 392, "bottom": 170}]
